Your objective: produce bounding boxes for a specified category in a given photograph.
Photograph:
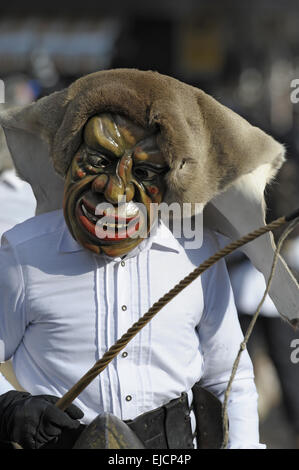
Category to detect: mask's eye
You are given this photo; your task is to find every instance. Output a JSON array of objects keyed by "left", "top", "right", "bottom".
[
  {"left": 87, "top": 153, "right": 112, "bottom": 169},
  {"left": 133, "top": 167, "right": 159, "bottom": 181}
]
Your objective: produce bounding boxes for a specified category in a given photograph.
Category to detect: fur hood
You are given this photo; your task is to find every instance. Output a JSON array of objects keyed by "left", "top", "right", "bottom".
[{"left": 0, "top": 68, "right": 285, "bottom": 207}]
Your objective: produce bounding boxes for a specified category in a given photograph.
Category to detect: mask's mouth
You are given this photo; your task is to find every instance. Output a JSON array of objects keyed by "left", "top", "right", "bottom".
[{"left": 76, "top": 196, "right": 141, "bottom": 241}]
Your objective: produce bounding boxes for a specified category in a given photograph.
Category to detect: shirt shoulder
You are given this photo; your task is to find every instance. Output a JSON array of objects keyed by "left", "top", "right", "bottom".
[
  {"left": 177, "top": 227, "right": 222, "bottom": 265},
  {"left": 1, "top": 209, "right": 65, "bottom": 249}
]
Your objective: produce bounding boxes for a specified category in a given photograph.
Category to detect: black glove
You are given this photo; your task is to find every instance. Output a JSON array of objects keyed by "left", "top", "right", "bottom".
[{"left": 0, "top": 391, "right": 84, "bottom": 449}]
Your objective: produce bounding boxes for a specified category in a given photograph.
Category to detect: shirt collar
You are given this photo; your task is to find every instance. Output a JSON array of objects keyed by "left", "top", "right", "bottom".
[
  {"left": 150, "top": 220, "right": 181, "bottom": 254},
  {"left": 58, "top": 218, "right": 181, "bottom": 257}
]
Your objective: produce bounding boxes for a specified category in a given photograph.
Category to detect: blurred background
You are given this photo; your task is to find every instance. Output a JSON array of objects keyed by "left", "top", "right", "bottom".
[{"left": 0, "top": 0, "right": 299, "bottom": 449}]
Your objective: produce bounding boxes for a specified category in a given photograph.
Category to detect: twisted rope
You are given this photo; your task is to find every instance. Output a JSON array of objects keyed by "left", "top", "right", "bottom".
[
  {"left": 221, "top": 216, "right": 299, "bottom": 449},
  {"left": 55, "top": 212, "right": 298, "bottom": 411}
]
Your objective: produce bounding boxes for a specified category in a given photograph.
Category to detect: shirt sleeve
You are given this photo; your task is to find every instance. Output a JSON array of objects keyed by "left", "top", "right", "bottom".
[
  {"left": 197, "top": 233, "right": 265, "bottom": 449},
  {"left": 0, "top": 240, "right": 27, "bottom": 365}
]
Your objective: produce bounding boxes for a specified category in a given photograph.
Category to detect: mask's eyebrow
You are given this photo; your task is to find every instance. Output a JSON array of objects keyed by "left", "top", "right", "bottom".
[
  {"left": 133, "top": 161, "right": 169, "bottom": 173},
  {"left": 86, "top": 144, "right": 118, "bottom": 159},
  {"left": 133, "top": 145, "right": 167, "bottom": 167}
]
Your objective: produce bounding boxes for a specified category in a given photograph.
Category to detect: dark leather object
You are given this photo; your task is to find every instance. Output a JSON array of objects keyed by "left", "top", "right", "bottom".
[
  {"left": 192, "top": 383, "right": 224, "bottom": 449},
  {"left": 125, "top": 392, "right": 194, "bottom": 449}
]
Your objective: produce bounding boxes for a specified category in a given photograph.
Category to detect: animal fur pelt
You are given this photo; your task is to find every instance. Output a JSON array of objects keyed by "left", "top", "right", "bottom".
[{"left": 0, "top": 69, "right": 298, "bottom": 325}]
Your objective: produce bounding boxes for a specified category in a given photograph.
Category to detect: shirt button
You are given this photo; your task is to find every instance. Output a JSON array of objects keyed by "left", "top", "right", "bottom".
[
  {"left": 121, "top": 305, "right": 127, "bottom": 311},
  {"left": 122, "top": 351, "right": 128, "bottom": 358},
  {"left": 125, "top": 395, "right": 132, "bottom": 402},
  {"left": 121, "top": 261, "right": 125, "bottom": 267}
]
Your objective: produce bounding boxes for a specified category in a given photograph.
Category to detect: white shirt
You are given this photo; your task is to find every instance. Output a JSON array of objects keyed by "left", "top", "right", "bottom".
[{"left": 0, "top": 209, "right": 264, "bottom": 449}]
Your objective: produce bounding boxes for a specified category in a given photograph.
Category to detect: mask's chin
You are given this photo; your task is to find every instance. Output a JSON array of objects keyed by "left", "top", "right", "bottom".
[{"left": 100, "top": 236, "right": 146, "bottom": 258}]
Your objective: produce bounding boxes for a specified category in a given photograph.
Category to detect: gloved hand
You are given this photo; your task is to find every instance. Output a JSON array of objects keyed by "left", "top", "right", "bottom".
[{"left": 0, "top": 391, "right": 84, "bottom": 449}]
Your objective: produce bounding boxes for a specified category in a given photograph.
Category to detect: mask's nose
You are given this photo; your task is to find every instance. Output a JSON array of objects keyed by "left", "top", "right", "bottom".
[{"left": 91, "top": 154, "right": 135, "bottom": 204}]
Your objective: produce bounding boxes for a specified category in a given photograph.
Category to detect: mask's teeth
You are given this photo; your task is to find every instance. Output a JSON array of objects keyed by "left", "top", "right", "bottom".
[
  {"left": 102, "top": 222, "right": 128, "bottom": 229},
  {"left": 104, "top": 201, "right": 140, "bottom": 218},
  {"left": 81, "top": 204, "right": 88, "bottom": 217},
  {"left": 81, "top": 202, "right": 139, "bottom": 230},
  {"left": 82, "top": 204, "right": 98, "bottom": 223}
]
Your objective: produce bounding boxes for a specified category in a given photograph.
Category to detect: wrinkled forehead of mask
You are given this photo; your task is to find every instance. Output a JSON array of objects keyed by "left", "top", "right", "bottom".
[{"left": 83, "top": 113, "right": 158, "bottom": 154}]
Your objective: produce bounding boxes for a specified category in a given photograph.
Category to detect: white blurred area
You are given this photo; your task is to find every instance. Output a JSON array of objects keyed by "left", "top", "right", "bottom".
[
  {"left": 0, "top": 76, "right": 37, "bottom": 238},
  {"left": 0, "top": 76, "right": 37, "bottom": 390}
]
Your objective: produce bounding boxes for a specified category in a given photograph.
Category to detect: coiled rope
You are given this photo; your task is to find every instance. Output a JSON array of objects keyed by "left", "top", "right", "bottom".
[{"left": 55, "top": 209, "right": 299, "bottom": 412}]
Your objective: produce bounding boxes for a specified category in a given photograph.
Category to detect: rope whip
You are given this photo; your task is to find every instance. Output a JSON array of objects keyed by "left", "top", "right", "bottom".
[{"left": 55, "top": 208, "right": 299, "bottom": 412}]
